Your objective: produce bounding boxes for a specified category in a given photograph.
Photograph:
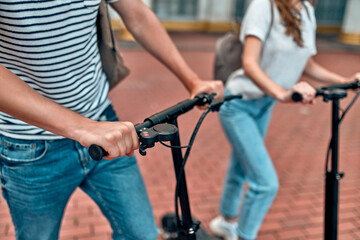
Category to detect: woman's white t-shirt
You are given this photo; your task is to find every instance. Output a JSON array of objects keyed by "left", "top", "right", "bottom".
[{"left": 226, "top": 0, "right": 317, "bottom": 100}]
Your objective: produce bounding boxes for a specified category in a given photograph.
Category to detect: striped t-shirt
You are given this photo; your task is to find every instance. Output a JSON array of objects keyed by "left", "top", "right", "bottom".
[{"left": 0, "top": 0, "right": 117, "bottom": 140}]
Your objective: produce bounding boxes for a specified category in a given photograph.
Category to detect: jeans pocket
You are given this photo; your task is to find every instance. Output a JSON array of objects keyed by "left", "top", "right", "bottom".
[{"left": 0, "top": 137, "right": 48, "bottom": 164}]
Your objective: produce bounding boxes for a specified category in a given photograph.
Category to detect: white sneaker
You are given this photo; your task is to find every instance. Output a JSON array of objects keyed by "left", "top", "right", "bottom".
[{"left": 209, "top": 216, "right": 238, "bottom": 240}]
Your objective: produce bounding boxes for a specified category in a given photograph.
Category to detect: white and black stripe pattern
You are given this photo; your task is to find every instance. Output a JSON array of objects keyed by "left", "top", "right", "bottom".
[{"left": 0, "top": 0, "right": 117, "bottom": 140}]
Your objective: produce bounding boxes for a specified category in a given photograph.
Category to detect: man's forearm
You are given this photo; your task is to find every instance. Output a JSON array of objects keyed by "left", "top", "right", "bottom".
[
  {"left": 111, "top": 0, "right": 202, "bottom": 91},
  {"left": 0, "top": 65, "right": 140, "bottom": 158},
  {"left": 0, "top": 64, "right": 93, "bottom": 141}
]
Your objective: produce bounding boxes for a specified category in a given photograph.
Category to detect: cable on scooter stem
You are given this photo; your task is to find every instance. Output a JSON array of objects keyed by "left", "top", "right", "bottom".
[
  {"left": 173, "top": 107, "right": 211, "bottom": 228},
  {"left": 172, "top": 95, "right": 242, "bottom": 228},
  {"left": 325, "top": 90, "right": 360, "bottom": 171}
]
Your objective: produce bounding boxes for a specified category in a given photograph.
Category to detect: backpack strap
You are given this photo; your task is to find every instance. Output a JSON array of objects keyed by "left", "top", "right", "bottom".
[
  {"left": 302, "top": 0, "right": 312, "bottom": 23},
  {"left": 106, "top": 2, "right": 117, "bottom": 51},
  {"left": 264, "top": 0, "right": 274, "bottom": 43}
]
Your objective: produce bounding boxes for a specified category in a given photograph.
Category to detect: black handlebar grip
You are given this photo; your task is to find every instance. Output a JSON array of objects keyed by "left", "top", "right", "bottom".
[
  {"left": 224, "top": 95, "right": 243, "bottom": 101},
  {"left": 89, "top": 144, "right": 108, "bottom": 161},
  {"left": 291, "top": 92, "right": 303, "bottom": 102}
]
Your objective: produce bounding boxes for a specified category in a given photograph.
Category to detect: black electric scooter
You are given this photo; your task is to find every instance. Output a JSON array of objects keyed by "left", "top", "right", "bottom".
[
  {"left": 88, "top": 93, "right": 242, "bottom": 240},
  {"left": 292, "top": 80, "right": 360, "bottom": 240}
]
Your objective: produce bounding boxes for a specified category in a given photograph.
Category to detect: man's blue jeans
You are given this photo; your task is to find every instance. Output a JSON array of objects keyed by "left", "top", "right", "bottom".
[
  {"left": 218, "top": 92, "right": 279, "bottom": 240},
  {"left": 0, "top": 105, "right": 158, "bottom": 240}
]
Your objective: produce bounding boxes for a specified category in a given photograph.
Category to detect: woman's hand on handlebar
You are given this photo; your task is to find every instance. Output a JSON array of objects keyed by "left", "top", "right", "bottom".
[
  {"left": 77, "top": 120, "right": 139, "bottom": 160},
  {"left": 279, "top": 82, "right": 316, "bottom": 104}
]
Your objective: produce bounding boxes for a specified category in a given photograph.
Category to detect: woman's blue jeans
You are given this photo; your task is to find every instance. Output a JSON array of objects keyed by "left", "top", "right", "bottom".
[
  {"left": 0, "top": 105, "right": 158, "bottom": 240},
  {"left": 219, "top": 92, "right": 279, "bottom": 240}
]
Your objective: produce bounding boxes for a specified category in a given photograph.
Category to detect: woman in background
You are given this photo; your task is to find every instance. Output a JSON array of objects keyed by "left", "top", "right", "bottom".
[{"left": 210, "top": 0, "right": 360, "bottom": 239}]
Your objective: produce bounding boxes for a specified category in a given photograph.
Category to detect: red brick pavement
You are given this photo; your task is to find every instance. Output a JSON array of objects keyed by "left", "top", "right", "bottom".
[{"left": 1, "top": 33, "right": 360, "bottom": 240}]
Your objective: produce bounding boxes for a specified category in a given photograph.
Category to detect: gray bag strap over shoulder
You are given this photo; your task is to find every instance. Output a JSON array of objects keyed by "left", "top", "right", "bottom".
[{"left": 97, "top": 1, "right": 130, "bottom": 90}]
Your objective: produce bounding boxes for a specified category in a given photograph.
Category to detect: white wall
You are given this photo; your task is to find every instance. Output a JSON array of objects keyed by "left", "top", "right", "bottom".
[
  {"left": 109, "top": 0, "right": 245, "bottom": 24},
  {"left": 197, "top": 0, "right": 236, "bottom": 22},
  {"left": 342, "top": 0, "right": 360, "bottom": 33}
]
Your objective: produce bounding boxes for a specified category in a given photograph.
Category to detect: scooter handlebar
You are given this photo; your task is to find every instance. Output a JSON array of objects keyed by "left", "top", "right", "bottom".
[{"left": 88, "top": 93, "right": 242, "bottom": 161}]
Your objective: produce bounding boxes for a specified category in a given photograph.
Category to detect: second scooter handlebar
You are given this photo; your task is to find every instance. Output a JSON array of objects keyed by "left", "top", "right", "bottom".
[{"left": 291, "top": 80, "right": 360, "bottom": 102}]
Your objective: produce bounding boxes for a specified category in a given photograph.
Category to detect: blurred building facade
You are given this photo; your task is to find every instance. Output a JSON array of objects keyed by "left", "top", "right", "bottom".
[{"left": 110, "top": 0, "right": 360, "bottom": 45}]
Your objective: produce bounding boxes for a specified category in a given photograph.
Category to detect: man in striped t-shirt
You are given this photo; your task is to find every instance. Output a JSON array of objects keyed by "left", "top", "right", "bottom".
[{"left": 0, "top": 0, "right": 224, "bottom": 239}]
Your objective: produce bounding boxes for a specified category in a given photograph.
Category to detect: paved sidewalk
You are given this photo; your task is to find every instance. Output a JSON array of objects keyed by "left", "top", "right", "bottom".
[{"left": 1, "top": 33, "right": 360, "bottom": 240}]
